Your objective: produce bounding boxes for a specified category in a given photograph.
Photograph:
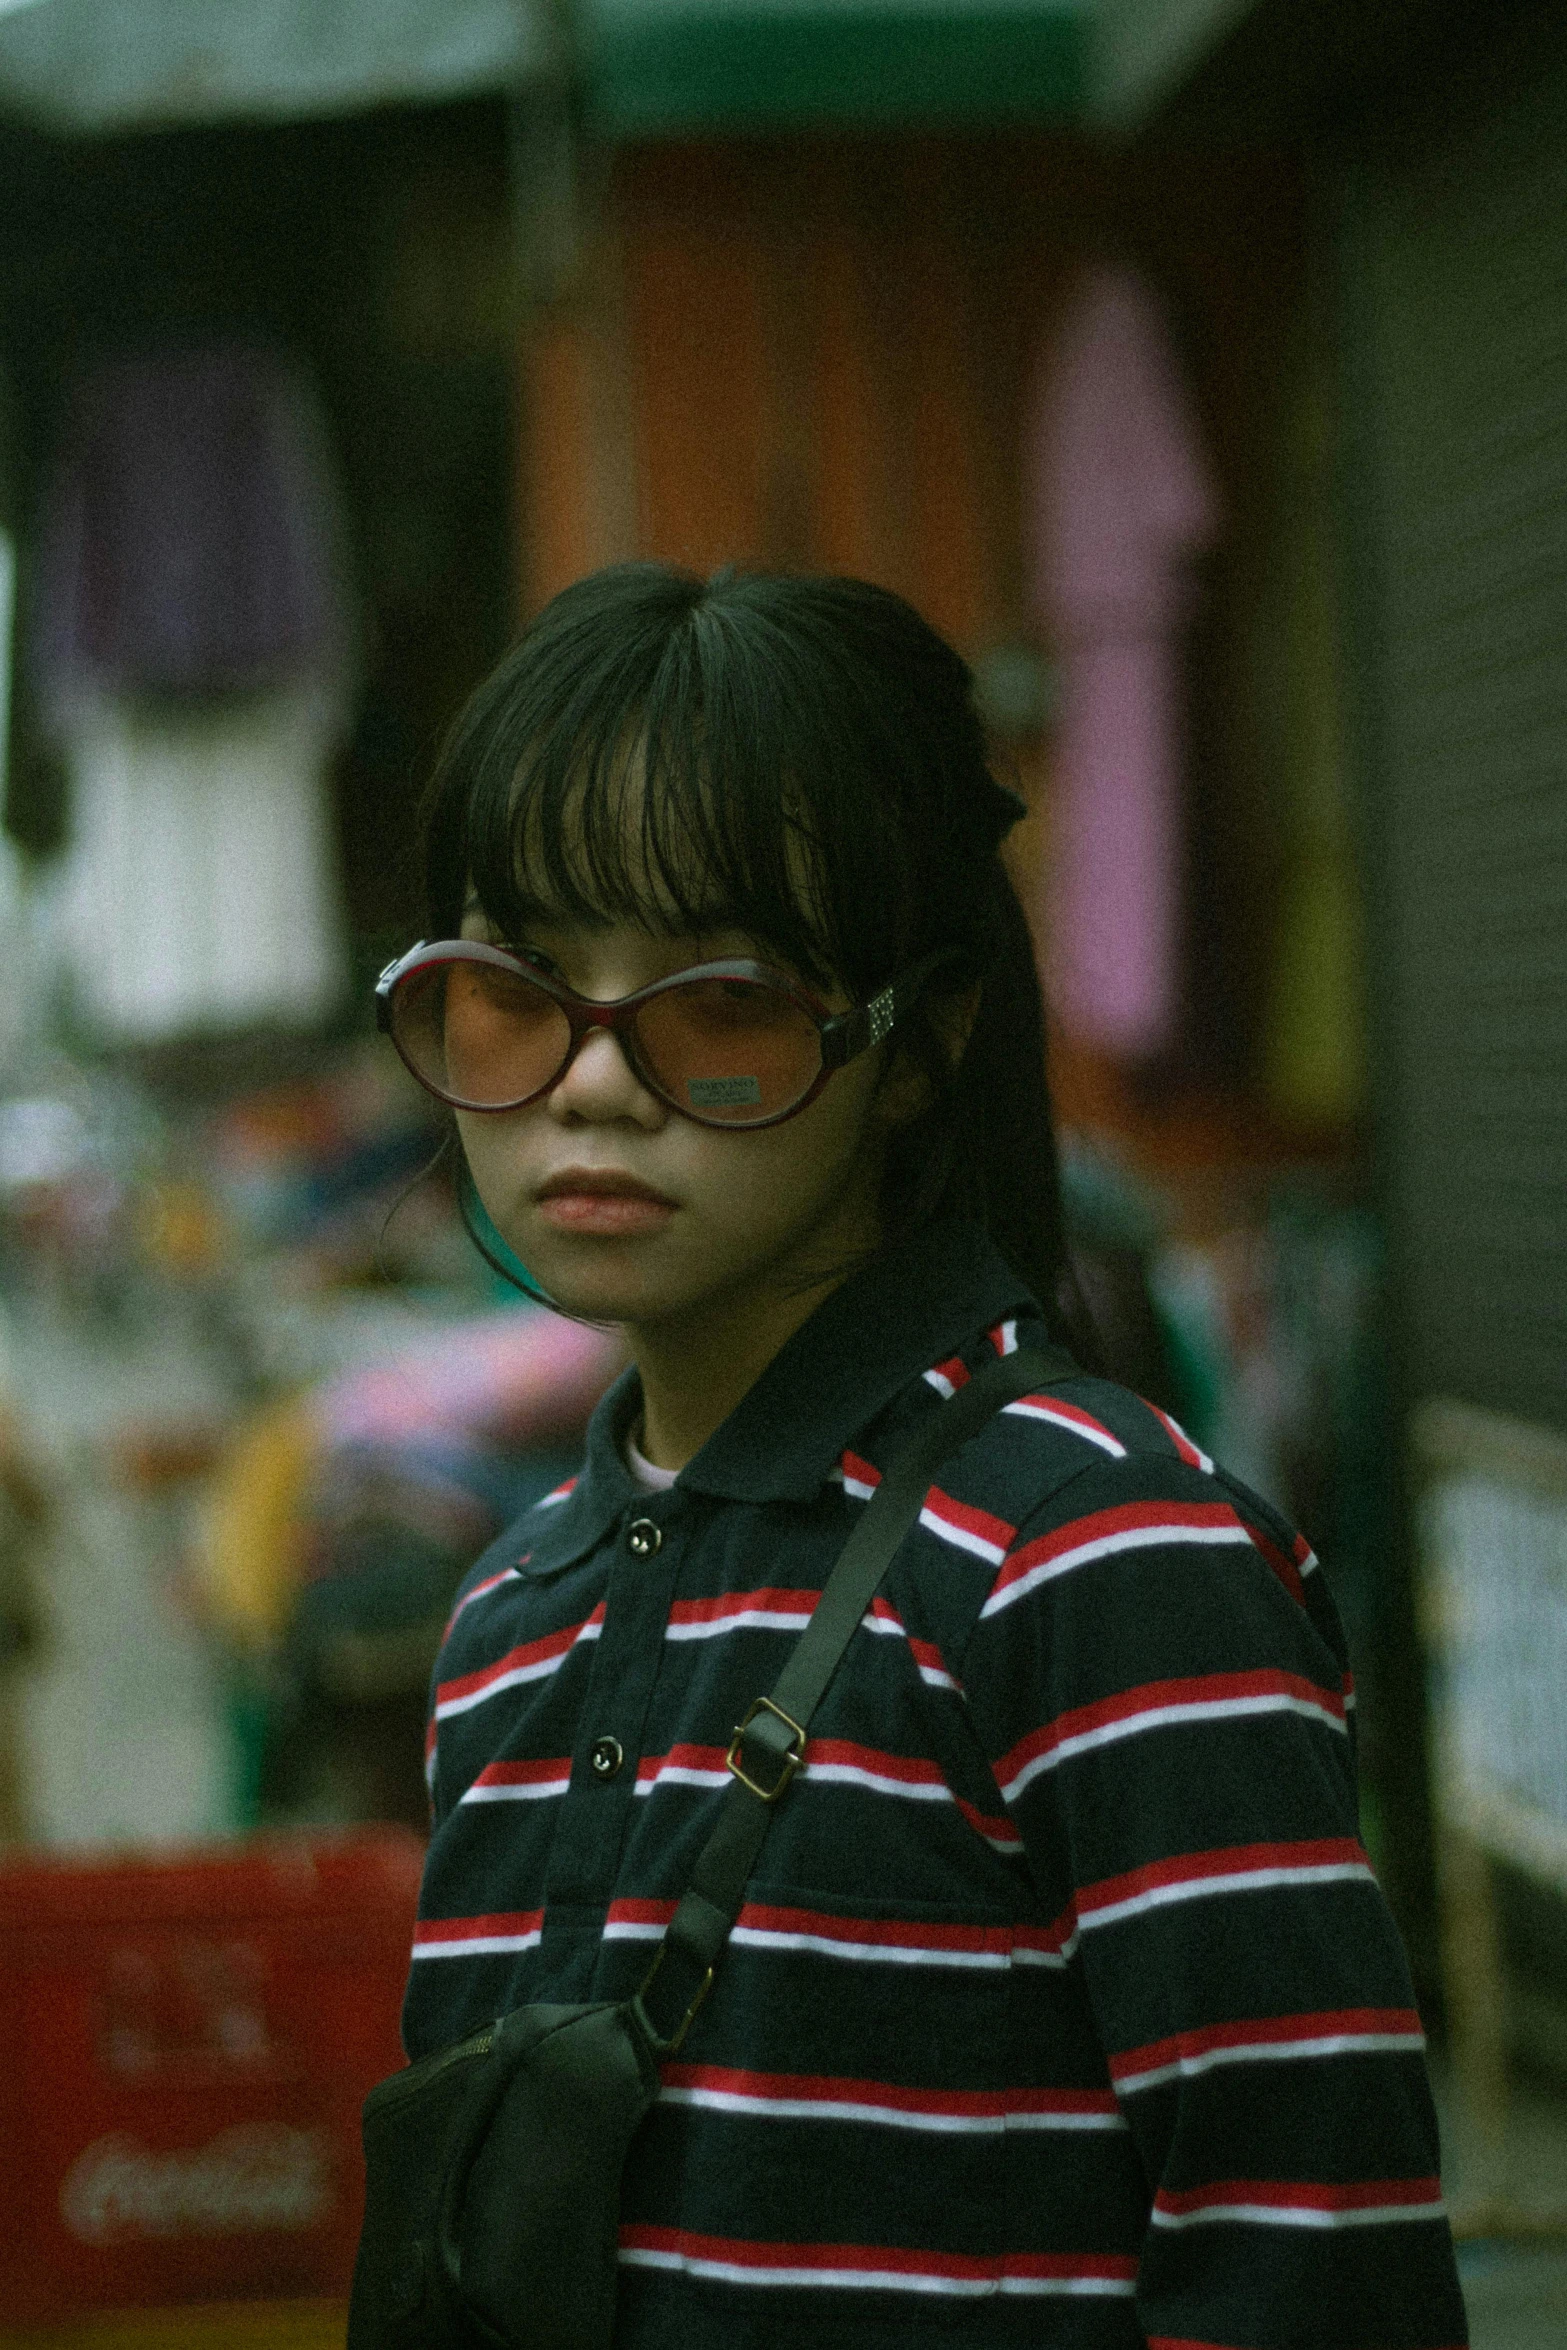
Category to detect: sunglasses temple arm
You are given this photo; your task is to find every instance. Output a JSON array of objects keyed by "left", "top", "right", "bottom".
[{"left": 825, "top": 950, "right": 954, "bottom": 1068}]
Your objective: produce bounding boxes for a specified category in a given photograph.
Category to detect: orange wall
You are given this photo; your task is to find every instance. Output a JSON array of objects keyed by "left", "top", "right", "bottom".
[
  {"left": 517, "top": 131, "right": 1309, "bottom": 1124},
  {"left": 520, "top": 134, "right": 1304, "bottom": 642}
]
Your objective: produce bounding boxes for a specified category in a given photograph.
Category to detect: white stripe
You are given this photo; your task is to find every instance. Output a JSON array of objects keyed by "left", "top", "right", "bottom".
[
  {"left": 1152, "top": 2198, "right": 1445, "bottom": 2232},
  {"left": 918, "top": 1661, "right": 962, "bottom": 1691},
  {"left": 537, "top": 1484, "right": 574, "bottom": 1507},
  {"left": 448, "top": 1566, "right": 521, "bottom": 1625},
  {"left": 841, "top": 1473, "right": 877, "bottom": 1502},
  {"left": 919, "top": 1503, "right": 1008, "bottom": 1567},
  {"left": 1081, "top": 1860, "right": 1375, "bottom": 1932},
  {"left": 804, "top": 1762, "right": 949, "bottom": 1800},
  {"left": 1118, "top": 2029, "right": 1426, "bottom": 2096},
  {"left": 860, "top": 1612, "right": 958, "bottom": 1690},
  {"left": 461, "top": 1776, "right": 571, "bottom": 1804},
  {"left": 617, "top": 2250, "right": 1134, "bottom": 2296},
  {"left": 1001, "top": 1691, "right": 1348, "bottom": 1798},
  {"left": 602, "top": 1918, "right": 668, "bottom": 1941},
  {"left": 411, "top": 1930, "right": 541, "bottom": 1959},
  {"left": 436, "top": 1625, "right": 601, "bottom": 1718},
  {"left": 665, "top": 1609, "right": 813, "bottom": 1641},
  {"left": 1002, "top": 1399, "right": 1126, "bottom": 1458},
  {"left": 661, "top": 2087, "right": 1125, "bottom": 2133},
  {"left": 923, "top": 1368, "right": 958, "bottom": 1398},
  {"left": 980, "top": 1520, "right": 1253, "bottom": 1618},
  {"left": 726, "top": 1926, "right": 1074, "bottom": 1971},
  {"left": 636, "top": 1766, "right": 729, "bottom": 1794},
  {"left": 1157, "top": 1411, "right": 1214, "bottom": 1475},
  {"left": 995, "top": 1319, "right": 1018, "bottom": 1354},
  {"left": 1299, "top": 1547, "right": 1320, "bottom": 1576}
]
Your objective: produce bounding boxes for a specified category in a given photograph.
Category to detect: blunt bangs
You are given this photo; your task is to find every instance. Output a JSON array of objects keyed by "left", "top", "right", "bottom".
[{"left": 424, "top": 565, "right": 998, "bottom": 996}]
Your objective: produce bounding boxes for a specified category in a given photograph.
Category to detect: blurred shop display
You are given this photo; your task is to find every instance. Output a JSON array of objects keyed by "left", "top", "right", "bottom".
[
  {"left": 1029, "top": 265, "right": 1220, "bottom": 1061},
  {"left": 28, "top": 344, "right": 356, "bottom": 1045},
  {"left": 0, "top": 1299, "right": 50, "bottom": 1841},
  {"left": 1414, "top": 1402, "right": 1567, "bottom": 2242},
  {"left": 0, "top": 1829, "right": 421, "bottom": 2328},
  {"left": 200, "top": 1308, "right": 620, "bottom": 1830}
]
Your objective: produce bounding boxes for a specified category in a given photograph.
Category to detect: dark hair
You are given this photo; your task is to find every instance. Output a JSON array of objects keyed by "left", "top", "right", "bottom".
[{"left": 422, "top": 563, "right": 1083, "bottom": 1343}]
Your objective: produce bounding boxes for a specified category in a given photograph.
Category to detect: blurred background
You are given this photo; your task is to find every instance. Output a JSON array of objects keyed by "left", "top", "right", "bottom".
[{"left": 0, "top": 0, "right": 1562, "bottom": 2339}]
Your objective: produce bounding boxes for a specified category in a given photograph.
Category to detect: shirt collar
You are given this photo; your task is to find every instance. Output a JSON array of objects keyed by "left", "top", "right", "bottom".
[{"left": 516, "top": 1219, "right": 1036, "bottom": 1577}]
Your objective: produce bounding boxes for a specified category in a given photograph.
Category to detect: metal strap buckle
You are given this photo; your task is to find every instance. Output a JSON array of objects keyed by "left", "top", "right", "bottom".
[
  {"left": 725, "top": 1697, "right": 806, "bottom": 1802},
  {"left": 635, "top": 1942, "right": 715, "bottom": 2056}
]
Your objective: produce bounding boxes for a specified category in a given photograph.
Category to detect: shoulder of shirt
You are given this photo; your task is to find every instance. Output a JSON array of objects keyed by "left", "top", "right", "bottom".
[{"left": 858, "top": 1317, "right": 1333, "bottom": 1647}]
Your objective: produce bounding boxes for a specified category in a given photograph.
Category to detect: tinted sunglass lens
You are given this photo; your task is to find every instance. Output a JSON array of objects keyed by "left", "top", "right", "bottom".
[
  {"left": 636, "top": 978, "right": 822, "bottom": 1124},
  {"left": 393, "top": 960, "right": 571, "bottom": 1108}
]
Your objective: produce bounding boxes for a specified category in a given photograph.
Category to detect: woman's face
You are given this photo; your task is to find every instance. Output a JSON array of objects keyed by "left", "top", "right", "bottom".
[{"left": 453, "top": 903, "right": 895, "bottom": 1339}]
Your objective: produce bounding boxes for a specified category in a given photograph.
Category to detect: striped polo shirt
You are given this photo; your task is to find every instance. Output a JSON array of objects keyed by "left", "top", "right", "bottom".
[{"left": 405, "top": 1219, "right": 1468, "bottom": 2350}]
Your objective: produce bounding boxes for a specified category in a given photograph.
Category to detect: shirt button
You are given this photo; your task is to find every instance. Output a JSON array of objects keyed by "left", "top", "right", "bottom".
[
  {"left": 589, "top": 1737, "right": 624, "bottom": 1781},
  {"left": 626, "top": 1517, "right": 662, "bottom": 1557}
]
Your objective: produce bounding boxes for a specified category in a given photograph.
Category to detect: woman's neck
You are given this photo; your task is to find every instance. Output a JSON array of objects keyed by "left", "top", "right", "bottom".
[{"left": 630, "top": 1263, "right": 849, "bottom": 1471}]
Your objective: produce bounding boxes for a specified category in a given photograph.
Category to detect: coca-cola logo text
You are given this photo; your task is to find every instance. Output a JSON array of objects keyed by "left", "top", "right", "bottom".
[{"left": 61, "top": 2124, "right": 332, "bottom": 2244}]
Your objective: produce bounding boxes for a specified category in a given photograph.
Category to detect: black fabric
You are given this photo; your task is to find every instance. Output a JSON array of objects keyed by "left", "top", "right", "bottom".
[
  {"left": 349, "top": 1343, "right": 1058, "bottom": 2350},
  {"left": 638, "top": 1345, "right": 1068, "bottom": 2043},
  {"left": 511, "top": 1218, "right": 1036, "bottom": 1580}
]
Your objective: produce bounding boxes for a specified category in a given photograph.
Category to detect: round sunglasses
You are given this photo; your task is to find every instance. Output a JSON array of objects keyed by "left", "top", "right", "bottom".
[{"left": 375, "top": 939, "right": 947, "bottom": 1131}]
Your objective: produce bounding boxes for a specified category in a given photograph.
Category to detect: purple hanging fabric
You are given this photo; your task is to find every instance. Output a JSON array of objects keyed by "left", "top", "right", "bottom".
[
  {"left": 30, "top": 341, "right": 355, "bottom": 725},
  {"left": 1029, "top": 268, "right": 1220, "bottom": 1058}
]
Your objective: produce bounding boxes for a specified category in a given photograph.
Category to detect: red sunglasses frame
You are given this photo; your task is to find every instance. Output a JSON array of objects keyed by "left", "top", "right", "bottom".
[{"left": 374, "top": 939, "right": 948, "bottom": 1130}]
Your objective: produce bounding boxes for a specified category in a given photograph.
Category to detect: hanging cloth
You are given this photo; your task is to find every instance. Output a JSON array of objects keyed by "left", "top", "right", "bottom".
[
  {"left": 1029, "top": 268, "right": 1220, "bottom": 1059},
  {"left": 32, "top": 341, "right": 356, "bottom": 724},
  {"left": 29, "top": 343, "right": 356, "bottom": 1042}
]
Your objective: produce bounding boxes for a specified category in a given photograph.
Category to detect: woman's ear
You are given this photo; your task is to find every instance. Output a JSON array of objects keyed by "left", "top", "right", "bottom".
[
  {"left": 931, "top": 980, "right": 982, "bottom": 1070},
  {"left": 874, "top": 981, "right": 982, "bottom": 1127}
]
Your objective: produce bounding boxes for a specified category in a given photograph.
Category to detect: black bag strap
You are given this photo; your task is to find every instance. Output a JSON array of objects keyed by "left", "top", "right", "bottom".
[{"left": 632, "top": 1343, "right": 1073, "bottom": 2052}]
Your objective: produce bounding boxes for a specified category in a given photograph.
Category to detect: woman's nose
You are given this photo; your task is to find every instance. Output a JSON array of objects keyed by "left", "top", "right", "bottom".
[{"left": 547, "top": 1023, "right": 665, "bottom": 1126}]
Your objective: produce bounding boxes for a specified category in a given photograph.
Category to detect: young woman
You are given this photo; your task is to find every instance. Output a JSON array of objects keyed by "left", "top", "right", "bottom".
[{"left": 377, "top": 564, "right": 1466, "bottom": 2350}]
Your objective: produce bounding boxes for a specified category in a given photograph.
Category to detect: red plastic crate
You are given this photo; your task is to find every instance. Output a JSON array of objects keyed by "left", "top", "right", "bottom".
[{"left": 0, "top": 1831, "right": 423, "bottom": 2324}]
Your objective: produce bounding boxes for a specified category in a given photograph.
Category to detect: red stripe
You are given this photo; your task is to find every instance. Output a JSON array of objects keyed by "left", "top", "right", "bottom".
[
  {"left": 1154, "top": 2175, "right": 1442, "bottom": 2218},
  {"left": 996, "top": 1667, "right": 1347, "bottom": 1785},
  {"left": 606, "top": 1896, "right": 1075, "bottom": 1960},
  {"left": 638, "top": 1744, "right": 727, "bottom": 1782},
  {"left": 1080, "top": 1837, "right": 1370, "bottom": 1917},
  {"left": 1144, "top": 1401, "right": 1207, "bottom": 1468},
  {"left": 921, "top": 1485, "right": 1018, "bottom": 1553},
  {"left": 667, "top": 1587, "right": 818, "bottom": 1627},
  {"left": 414, "top": 1909, "right": 543, "bottom": 1946},
  {"left": 1242, "top": 1520, "right": 1308, "bottom": 1606},
  {"left": 607, "top": 1896, "right": 678, "bottom": 1930},
  {"left": 1110, "top": 2007, "right": 1425, "bottom": 2083},
  {"left": 908, "top": 1633, "right": 957, "bottom": 1683},
  {"left": 867, "top": 1597, "right": 955, "bottom": 1683},
  {"left": 992, "top": 1500, "right": 1242, "bottom": 1596},
  {"left": 1012, "top": 1394, "right": 1125, "bottom": 1448},
  {"left": 660, "top": 2065, "right": 1119, "bottom": 2120},
  {"left": 955, "top": 1794, "right": 1022, "bottom": 1848},
  {"left": 470, "top": 1756, "right": 572, "bottom": 1789},
  {"left": 929, "top": 1354, "right": 971, "bottom": 1391},
  {"left": 437, "top": 1604, "right": 602, "bottom": 1705},
  {"left": 618, "top": 2225, "right": 1136, "bottom": 2284},
  {"left": 841, "top": 1450, "right": 882, "bottom": 1491}
]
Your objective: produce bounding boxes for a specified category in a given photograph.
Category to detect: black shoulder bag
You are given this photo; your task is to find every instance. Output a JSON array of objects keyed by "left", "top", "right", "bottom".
[{"left": 348, "top": 1345, "right": 1068, "bottom": 2350}]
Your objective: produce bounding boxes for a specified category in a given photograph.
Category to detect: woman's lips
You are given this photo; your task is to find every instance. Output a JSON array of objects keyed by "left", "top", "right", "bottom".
[{"left": 534, "top": 1173, "right": 676, "bottom": 1237}]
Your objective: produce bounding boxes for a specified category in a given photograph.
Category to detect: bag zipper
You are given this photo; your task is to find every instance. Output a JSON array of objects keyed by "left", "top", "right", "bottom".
[{"left": 366, "top": 2024, "right": 495, "bottom": 2114}]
